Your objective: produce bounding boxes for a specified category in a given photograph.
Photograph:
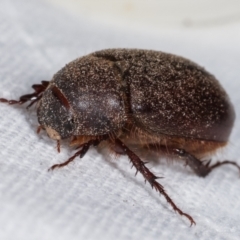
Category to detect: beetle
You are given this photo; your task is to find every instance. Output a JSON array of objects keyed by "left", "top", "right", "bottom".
[{"left": 0, "top": 48, "right": 239, "bottom": 225}]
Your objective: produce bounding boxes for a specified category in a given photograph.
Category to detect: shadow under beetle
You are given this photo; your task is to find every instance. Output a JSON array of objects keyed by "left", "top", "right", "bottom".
[{"left": 1, "top": 49, "right": 240, "bottom": 225}]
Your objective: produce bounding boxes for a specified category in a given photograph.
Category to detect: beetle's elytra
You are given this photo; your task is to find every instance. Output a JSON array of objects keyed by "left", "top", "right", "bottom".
[{"left": 1, "top": 48, "right": 239, "bottom": 225}]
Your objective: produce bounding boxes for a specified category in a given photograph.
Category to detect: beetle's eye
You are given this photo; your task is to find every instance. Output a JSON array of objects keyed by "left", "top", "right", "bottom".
[{"left": 63, "top": 118, "right": 74, "bottom": 132}]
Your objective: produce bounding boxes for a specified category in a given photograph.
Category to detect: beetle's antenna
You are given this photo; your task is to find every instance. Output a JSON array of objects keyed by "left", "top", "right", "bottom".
[{"left": 0, "top": 80, "right": 49, "bottom": 109}]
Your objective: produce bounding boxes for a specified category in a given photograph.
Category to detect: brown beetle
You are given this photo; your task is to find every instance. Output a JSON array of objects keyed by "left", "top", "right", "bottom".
[{"left": 1, "top": 49, "right": 239, "bottom": 225}]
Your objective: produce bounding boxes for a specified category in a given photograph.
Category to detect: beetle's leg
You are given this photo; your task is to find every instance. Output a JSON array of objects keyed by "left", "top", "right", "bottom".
[
  {"left": 57, "top": 140, "right": 61, "bottom": 153},
  {"left": 0, "top": 80, "right": 49, "bottom": 108},
  {"left": 148, "top": 144, "right": 240, "bottom": 177},
  {"left": 37, "top": 125, "right": 43, "bottom": 134},
  {"left": 48, "top": 144, "right": 87, "bottom": 171},
  {"left": 113, "top": 138, "right": 196, "bottom": 226},
  {"left": 173, "top": 149, "right": 240, "bottom": 177},
  {"left": 49, "top": 135, "right": 108, "bottom": 171}
]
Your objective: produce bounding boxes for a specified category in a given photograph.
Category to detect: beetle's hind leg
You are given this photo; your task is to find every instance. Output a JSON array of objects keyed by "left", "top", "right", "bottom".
[
  {"left": 112, "top": 138, "right": 196, "bottom": 226},
  {"left": 173, "top": 149, "right": 240, "bottom": 177},
  {"left": 0, "top": 80, "right": 49, "bottom": 108}
]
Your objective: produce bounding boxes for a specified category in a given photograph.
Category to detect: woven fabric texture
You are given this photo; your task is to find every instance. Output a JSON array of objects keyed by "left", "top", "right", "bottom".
[{"left": 0, "top": 1, "right": 240, "bottom": 240}]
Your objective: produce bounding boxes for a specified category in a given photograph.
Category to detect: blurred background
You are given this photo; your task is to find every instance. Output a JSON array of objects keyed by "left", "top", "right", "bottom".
[
  {"left": 50, "top": 0, "right": 240, "bottom": 29},
  {"left": 0, "top": 1, "right": 240, "bottom": 240}
]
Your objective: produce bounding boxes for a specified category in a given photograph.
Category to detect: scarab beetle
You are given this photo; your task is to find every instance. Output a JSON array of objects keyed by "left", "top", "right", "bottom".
[{"left": 1, "top": 49, "right": 239, "bottom": 225}]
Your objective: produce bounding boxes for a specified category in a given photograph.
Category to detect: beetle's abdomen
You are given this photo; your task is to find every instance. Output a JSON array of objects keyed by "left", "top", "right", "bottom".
[{"left": 127, "top": 53, "right": 235, "bottom": 142}]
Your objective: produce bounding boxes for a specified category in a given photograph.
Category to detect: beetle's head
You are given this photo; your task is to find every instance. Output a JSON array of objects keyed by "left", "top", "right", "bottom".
[{"left": 37, "top": 85, "right": 76, "bottom": 140}]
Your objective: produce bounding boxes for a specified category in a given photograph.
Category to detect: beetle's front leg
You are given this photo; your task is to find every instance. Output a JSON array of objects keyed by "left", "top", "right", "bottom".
[
  {"left": 0, "top": 80, "right": 49, "bottom": 108},
  {"left": 49, "top": 135, "right": 109, "bottom": 171}
]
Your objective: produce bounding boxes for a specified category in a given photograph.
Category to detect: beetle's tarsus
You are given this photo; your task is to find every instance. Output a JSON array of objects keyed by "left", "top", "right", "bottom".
[
  {"left": 48, "top": 145, "right": 86, "bottom": 171},
  {"left": 208, "top": 160, "right": 240, "bottom": 175},
  {"left": 49, "top": 135, "right": 108, "bottom": 171},
  {"left": 113, "top": 138, "right": 195, "bottom": 226},
  {"left": 173, "top": 148, "right": 240, "bottom": 177},
  {"left": 0, "top": 80, "right": 49, "bottom": 108}
]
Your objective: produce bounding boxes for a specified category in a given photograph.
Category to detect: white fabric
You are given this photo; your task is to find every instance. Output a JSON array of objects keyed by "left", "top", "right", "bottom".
[{"left": 0, "top": 1, "right": 240, "bottom": 240}]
